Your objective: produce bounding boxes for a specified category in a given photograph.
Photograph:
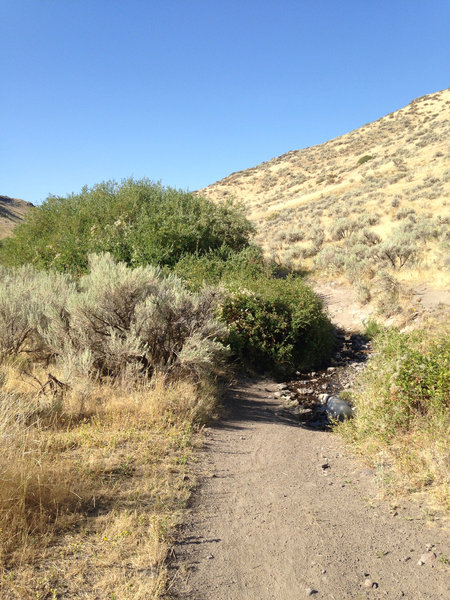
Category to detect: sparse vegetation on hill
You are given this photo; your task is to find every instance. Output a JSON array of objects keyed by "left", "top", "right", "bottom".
[
  {"left": 0, "top": 195, "right": 33, "bottom": 239},
  {"left": 200, "top": 88, "right": 450, "bottom": 318}
]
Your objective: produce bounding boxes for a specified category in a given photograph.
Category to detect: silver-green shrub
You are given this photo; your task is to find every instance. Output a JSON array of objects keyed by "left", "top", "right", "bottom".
[
  {"left": 0, "top": 266, "right": 74, "bottom": 363},
  {"left": 0, "top": 255, "right": 228, "bottom": 383}
]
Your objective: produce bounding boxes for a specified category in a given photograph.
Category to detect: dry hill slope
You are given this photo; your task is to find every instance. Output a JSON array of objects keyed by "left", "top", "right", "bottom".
[
  {"left": 0, "top": 195, "right": 33, "bottom": 239},
  {"left": 201, "top": 89, "right": 450, "bottom": 311}
]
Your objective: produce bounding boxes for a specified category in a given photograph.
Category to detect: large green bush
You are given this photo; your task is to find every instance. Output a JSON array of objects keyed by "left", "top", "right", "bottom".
[
  {"left": 219, "top": 275, "right": 334, "bottom": 376},
  {"left": 172, "top": 245, "right": 270, "bottom": 290},
  {"left": 0, "top": 179, "right": 254, "bottom": 273},
  {"left": 173, "top": 248, "right": 334, "bottom": 375}
]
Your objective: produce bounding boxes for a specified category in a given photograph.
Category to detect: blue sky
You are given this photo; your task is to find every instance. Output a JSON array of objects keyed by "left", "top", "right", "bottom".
[{"left": 1, "top": 0, "right": 449, "bottom": 204}]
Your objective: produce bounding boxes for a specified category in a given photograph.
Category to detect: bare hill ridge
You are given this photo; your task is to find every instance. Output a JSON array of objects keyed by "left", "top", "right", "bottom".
[
  {"left": 200, "top": 88, "right": 450, "bottom": 298},
  {"left": 0, "top": 195, "right": 33, "bottom": 239}
]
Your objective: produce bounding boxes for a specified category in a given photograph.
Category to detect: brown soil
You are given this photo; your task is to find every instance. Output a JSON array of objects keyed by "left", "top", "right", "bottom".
[
  {"left": 171, "top": 380, "right": 449, "bottom": 599},
  {"left": 312, "top": 281, "right": 374, "bottom": 331}
]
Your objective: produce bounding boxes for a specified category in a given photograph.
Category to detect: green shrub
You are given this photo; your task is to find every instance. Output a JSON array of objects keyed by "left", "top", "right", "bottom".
[
  {"left": 339, "top": 326, "right": 449, "bottom": 495},
  {"left": 219, "top": 275, "right": 334, "bottom": 376},
  {"left": 0, "top": 179, "right": 254, "bottom": 273},
  {"left": 357, "top": 155, "right": 373, "bottom": 166},
  {"left": 171, "top": 245, "right": 268, "bottom": 291}
]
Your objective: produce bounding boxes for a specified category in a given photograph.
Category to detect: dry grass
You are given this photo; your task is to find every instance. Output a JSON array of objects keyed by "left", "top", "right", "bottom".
[{"left": 0, "top": 364, "right": 219, "bottom": 599}]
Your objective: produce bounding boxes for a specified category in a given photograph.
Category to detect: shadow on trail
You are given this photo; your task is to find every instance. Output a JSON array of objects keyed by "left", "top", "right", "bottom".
[
  {"left": 217, "top": 381, "right": 316, "bottom": 431},
  {"left": 215, "top": 331, "right": 372, "bottom": 433}
]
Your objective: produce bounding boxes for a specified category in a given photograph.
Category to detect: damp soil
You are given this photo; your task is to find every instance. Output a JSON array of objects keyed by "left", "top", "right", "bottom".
[{"left": 276, "top": 331, "right": 372, "bottom": 428}]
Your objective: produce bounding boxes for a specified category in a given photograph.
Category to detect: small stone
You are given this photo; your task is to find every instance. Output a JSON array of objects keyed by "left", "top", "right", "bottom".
[
  {"left": 425, "top": 543, "right": 434, "bottom": 551},
  {"left": 274, "top": 391, "right": 282, "bottom": 398},
  {"left": 206, "top": 554, "right": 214, "bottom": 559},
  {"left": 421, "top": 552, "right": 437, "bottom": 564},
  {"left": 364, "top": 579, "right": 373, "bottom": 587},
  {"left": 327, "top": 366, "right": 336, "bottom": 372},
  {"left": 305, "top": 587, "right": 317, "bottom": 596},
  {"left": 417, "top": 559, "right": 425, "bottom": 566},
  {"left": 318, "top": 393, "right": 329, "bottom": 405}
]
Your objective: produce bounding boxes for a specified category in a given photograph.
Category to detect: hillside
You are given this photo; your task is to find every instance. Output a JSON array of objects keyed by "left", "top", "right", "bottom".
[
  {"left": 200, "top": 89, "right": 450, "bottom": 312},
  {"left": 0, "top": 195, "right": 33, "bottom": 238}
]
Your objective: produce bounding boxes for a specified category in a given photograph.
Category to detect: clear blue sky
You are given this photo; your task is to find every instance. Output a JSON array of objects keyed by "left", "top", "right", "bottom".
[{"left": 1, "top": 0, "right": 449, "bottom": 204}]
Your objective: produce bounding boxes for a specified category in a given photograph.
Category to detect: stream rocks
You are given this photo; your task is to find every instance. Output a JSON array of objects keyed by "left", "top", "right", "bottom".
[
  {"left": 275, "top": 332, "right": 372, "bottom": 428},
  {"left": 324, "top": 396, "right": 354, "bottom": 421}
]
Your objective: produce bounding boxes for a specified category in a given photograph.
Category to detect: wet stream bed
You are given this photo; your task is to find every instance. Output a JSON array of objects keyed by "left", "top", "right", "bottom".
[{"left": 274, "top": 332, "right": 373, "bottom": 428}]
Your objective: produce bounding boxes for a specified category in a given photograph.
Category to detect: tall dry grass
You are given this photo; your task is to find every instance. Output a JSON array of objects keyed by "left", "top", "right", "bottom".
[{"left": 0, "top": 364, "right": 220, "bottom": 599}]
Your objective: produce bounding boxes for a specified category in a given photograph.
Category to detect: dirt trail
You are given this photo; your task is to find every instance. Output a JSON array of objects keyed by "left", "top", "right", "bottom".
[
  {"left": 172, "top": 380, "right": 448, "bottom": 599},
  {"left": 171, "top": 286, "right": 449, "bottom": 599}
]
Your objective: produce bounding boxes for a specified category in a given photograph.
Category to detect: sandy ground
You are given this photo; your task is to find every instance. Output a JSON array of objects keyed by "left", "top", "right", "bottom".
[
  {"left": 171, "top": 380, "right": 449, "bottom": 599},
  {"left": 312, "top": 281, "right": 373, "bottom": 331}
]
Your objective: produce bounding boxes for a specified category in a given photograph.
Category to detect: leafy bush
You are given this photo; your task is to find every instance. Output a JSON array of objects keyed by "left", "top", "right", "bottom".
[
  {"left": 0, "top": 179, "right": 254, "bottom": 273},
  {"left": 171, "top": 245, "right": 268, "bottom": 291},
  {"left": 339, "top": 326, "right": 449, "bottom": 496},
  {"left": 357, "top": 155, "right": 373, "bottom": 166},
  {"left": 173, "top": 249, "right": 334, "bottom": 376},
  {"left": 219, "top": 275, "right": 334, "bottom": 376}
]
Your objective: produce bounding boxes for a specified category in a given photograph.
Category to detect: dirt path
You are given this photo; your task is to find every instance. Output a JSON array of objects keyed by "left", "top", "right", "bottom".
[
  {"left": 312, "top": 281, "right": 373, "bottom": 331},
  {"left": 172, "top": 380, "right": 449, "bottom": 599},
  {"left": 170, "top": 283, "right": 449, "bottom": 599}
]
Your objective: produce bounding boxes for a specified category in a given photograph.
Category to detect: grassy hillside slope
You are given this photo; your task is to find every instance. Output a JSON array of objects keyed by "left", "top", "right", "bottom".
[{"left": 200, "top": 89, "right": 450, "bottom": 304}]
